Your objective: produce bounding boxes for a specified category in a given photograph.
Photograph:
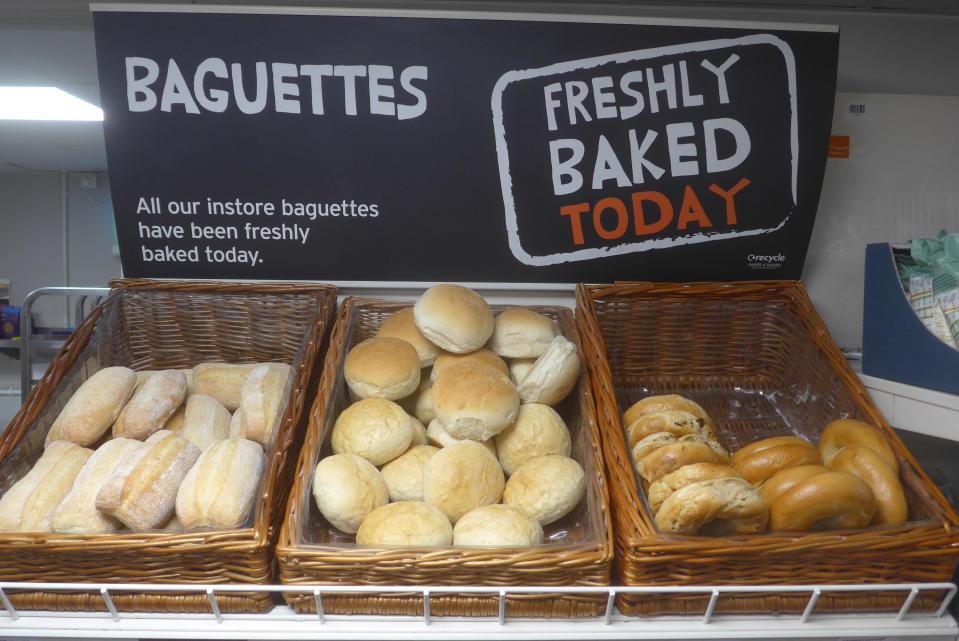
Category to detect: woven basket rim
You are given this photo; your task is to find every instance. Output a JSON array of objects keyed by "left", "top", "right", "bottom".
[
  {"left": 277, "top": 295, "right": 613, "bottom": 570},
  {"left": 0, "top": 278, "right": 337, "bottom": 552},
  {"left": 575, "top": 280, "right": 959, "bottom": 554}
]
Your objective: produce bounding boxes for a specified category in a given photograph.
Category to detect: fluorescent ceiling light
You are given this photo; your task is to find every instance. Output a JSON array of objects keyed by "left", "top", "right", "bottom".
[{"left": 0, "top": 87, "right": 103, "bottom": 121}]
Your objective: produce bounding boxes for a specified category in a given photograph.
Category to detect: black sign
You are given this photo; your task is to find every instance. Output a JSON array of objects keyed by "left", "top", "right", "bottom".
[{"left": 93, "top": 7, "right": 839, "bottom": 282}]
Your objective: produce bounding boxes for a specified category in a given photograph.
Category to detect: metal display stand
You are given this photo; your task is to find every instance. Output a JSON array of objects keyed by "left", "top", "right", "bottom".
[{"left": 0, "top": 581, "right": 956, "bottom": 641}]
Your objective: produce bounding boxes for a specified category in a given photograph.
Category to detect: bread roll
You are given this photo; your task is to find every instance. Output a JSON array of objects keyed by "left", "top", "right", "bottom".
[
  {"left": 488, "top": 309, "right": 556, "bottom": 358},
  {"left": 423, "top": 441, "right": 505, "bottom": 523},
  {"left": 655, "top": 477, "right": 769, "bottom": 535},
  {"left": 503, "top": 455, "right": 585, "bottom": 525},
  {"left": 113, "top": 370, "right": 187, "bottom": 440},
  {"left": 135, "top": 370, "right": 154, "bottom": 387},
  {"left": 180, "top": 394, "right": 231, "bottom": 451},
  {"left": 312, "top": 453, "right": 389, "bottom": 534},
  {"left": 236, "top": 363, "right": 291, "bottom": 448},
  {"left": 398, "top": 376, "right": 434, "bottom": 425},
  {"left": 647, "top": 462, "right": 742, "bottom": 515},
  {"left": 432, "top": 362, "right": 519, "bottom": 441},
  {"left": 0, "top": 441, "right": 91, "bottom": 532},
  {"left": 380, "top": 445, "right": 439, "bottom": 502},
  {"left": 827, "top": 444, "right": 907, "bottom": 525},
  {"left": 508, "top": 358, "right": 537, "bottom": 386},
  {"left": 453, "top": 504, "right": 543, "bottom": 546},
  {"left": 430, "top": 348, "right": 509, "bottom": 383},
  {"left": 176, "top": 438, "right": 265, "bottom": 529},
  {"left": 427, "top": 419, "right": 497, "bottom": 456},
  {"left": 376, "top": 307, "right": 440, "bottom": 368},
  {"left": 46, "top": 366, "right": 137, "bottom": 447},
  {"left": 193, "top": 363, "right": 259, "bottom": 411},
  {"left": 494, "top": 403, "right": 570, "bottom": 476},
  {"left": 516, "top": 335, "right": 581, "bottom": 406},
  {"left": 344, "top": 337, "right": 421, "bottom": 401},
  {"left": 139, "top": 369, "right": 194, "bottom": 395},
  {"left": 332, "top": 398, "right": 413, "bottom": 466},
  {"left": 413, "top": 384, "right": 434, "bottom": 425},
  {"left": 623, "top": 395, "right": 714, "bottom": 433},
  {"left": 229, "top": 408, "right": 244, "bottom": 437},
  {"left": 95, "top": 430, "right": 201, "bottom": 531},
  {"left": 356, "top": 501, "right": 452, "bottom": 546},
  {"left": 51, "top": 438, "right": 144, "bottom": 533},
  {"left": 164, "top": 403, "right": 187, "bottom": 432},
  {"left": 412, "top": 284, "right": 494, "bottom": 354},
  {"left": 410, "top": 417, "right": 428, "bottom": 446}
]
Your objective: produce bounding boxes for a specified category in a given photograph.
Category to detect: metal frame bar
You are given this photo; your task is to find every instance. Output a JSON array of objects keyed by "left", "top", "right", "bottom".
[{"left": 0, "top": 581, "right": 953, "bottom": 626}]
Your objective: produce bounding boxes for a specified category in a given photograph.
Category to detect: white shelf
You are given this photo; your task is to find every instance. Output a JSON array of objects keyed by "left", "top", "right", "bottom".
[
  {"left": 856, "top": 367, "right": 959, "bottom": 442},
  {"left": 1, "top": 606, "right": 956, "bottom": 641}
]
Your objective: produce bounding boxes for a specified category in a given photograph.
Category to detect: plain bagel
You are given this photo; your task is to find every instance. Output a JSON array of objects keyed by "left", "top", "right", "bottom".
[
  {"left": 827, "top": 444, "right": 907, "bottom": 525},
  {"left": 819, "top": 418, "right": 898, "bottom": 473},
  {"left": 769, "top": 470, "right": 876, "bottom": 531},
  {"left": 732, "top": 439, "right": 822, "bottom": 485}
]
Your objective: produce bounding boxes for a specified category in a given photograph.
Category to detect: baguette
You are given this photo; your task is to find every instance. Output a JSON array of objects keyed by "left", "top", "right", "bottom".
[
  {"left": 235, "top": 363, "right": 291, "bottom": 448},
  {"left": 46, "top": 367, "right": 137, "bottom": 447},
  {"left": 180, "top": 394, "right": 231, "bottom": 451},
  {"left": 95, "top": 431, "right": 200, "bottom": 530},
  {"left": 113, "top": 370, "right": 187, "bottom": 440},
  {"left": 51, "top": 438, "right": 145, "bottom": 533},
  {"left": 175, "top": 438, "right": 265, "bottom": 529},
  {"left": 0, "top": 441, "right": 92, "bottom": 532},
  {"left": 193, "top": 363, "right": 259, "bottom": 412}
]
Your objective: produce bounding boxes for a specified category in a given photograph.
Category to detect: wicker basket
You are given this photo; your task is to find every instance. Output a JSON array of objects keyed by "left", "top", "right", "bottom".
[
  {"left": 276, "top": 297, "right": 613, "bottom": 617},
  {"left": 575, "top": 281, "right": 959, "bottom": 617},
  {"left": 0, "top": 279, "right": 337, "bottom": 613}
]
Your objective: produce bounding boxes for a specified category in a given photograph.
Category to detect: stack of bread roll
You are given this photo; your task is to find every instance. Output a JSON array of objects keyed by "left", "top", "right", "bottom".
[
  {"left": 0, "top": 359, "right": 291, "bottom": 534},
  {"left": 312, "top": 284, "right": 585, "bottom": 547},
  {"left": 624, "top": 394, "right": 769, "bottom": 536},
  {"left": 622, "top": 393, "right": 908, "bottom": 536}
]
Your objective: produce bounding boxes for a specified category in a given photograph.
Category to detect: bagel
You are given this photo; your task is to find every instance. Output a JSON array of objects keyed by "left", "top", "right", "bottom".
[
  {"left": 732, "top": 440, "right": 822, "bottom": 485},
  {"left": 630, "top": 432, "right": 678, "bottom": 463},
  {"left": 623, "top": 395, "right": 713, "bottom": 432},
  {"left": 626, "top": 410, "right": 716, "bottom": 448},
  {"left": 635, "top": 435, "right": 729, "bottom": 483},
  {"left": 760, "top": 464, "right": 829, "bottom": 506},
  {"left": 827, "top": 444, "right": 907, "bottom": 525},
  {"left": 647, "top": 463, "right": 742, "bottom": 515},
  {"left": 769, "top": 471, "right": 876, "bottom": 531},
  {"left": 819, "top": 419, "right": 898, "bottom": 473},
  {"left": 730, "top": 435, "right": 812, "bottom": 468},
  {"left": 655, "top": 477, "right": 769, "bottom": 535}
]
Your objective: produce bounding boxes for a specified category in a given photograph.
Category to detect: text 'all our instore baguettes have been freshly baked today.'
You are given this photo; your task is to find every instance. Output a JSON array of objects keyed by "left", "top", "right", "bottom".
[{"left": 135, "top": 195, "right": 380, "bottom": 266}]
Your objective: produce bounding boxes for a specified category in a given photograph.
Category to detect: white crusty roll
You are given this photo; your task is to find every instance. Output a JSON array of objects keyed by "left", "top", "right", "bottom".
[
  {"left": 494, "top": 403, "right": 570, "bottom": 476},
  {"left": 376, "top": 307, "right": 441, "bottom": 368},
  {"left": 45, "top": 366, "right": 137, "bottom": 447},
  {"left": 516, "top": 335, "right": 581, "bottom": 406},
  {"left": 423, "top": 440, "right": 505, "bottom": 523},
  {"left": 453, "top": 504, "right": 543, "bottom": 546},
  {"left": 312, "top": 453, "right": 389, "bottom": 534},
  {"left": 410, "top": 417, "right": 428, "bottom": 446},
  {"left": 180, "top": 394, "right": 231, "bottom": 451},
  {"left": 409, "top": 378, "right": 435, "bottom": 425},
  {"left": 431, "top": 362, "right": 519, "bottom": 441},
  {"left": 0, "top": 441, "right": 91, "bottom": 532},
  {"left": 332, "top": 398, "right": 413, "bottom": 466},
  {"left": 427, "top": 419, "right": 497, "bottom": 457},
  {"left": 503, "top": 455, "right": 585, "bottom": 525},
  {"left": 113, "top": 369, "right": 187, "bottom": 441},
  {"left": 380, "top": 445, "right": 439, "bottom": 502},
  {"left": 344, "top": 337, "right": 421, "bottom": 401},
  {"left": 176, "top": 438, "right": 265, "bottom": 529},
  {"left": 488, "top": 309, "right": 556, "bottom": 359},
  {"left": 95, "top": 430, "right": 201, "bottom": 531},
  {"left": 430, "top": 348, "right": 509, "bottom": 382},
  {"left": 235, "top": 362, "right": 291, "bottom": 448},
  {"left": 412, "top": 284, "right": 494, "bottom": 354},
  {"left": 193, "top": 363, "right": 259, "bottom": 412},
  {"left": 51, "top": 438, "right": 144, "bottom": 533},
  {"left": 508, "top": 358, "right": 537, "bottom": 386},
  {"left": 356, "top": 501, "right": 453, "bottom": 547}
]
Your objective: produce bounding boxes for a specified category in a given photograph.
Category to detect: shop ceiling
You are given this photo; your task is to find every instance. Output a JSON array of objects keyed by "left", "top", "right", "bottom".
[{"left": 0, "top": 0, "right": 956, "bottom": 173}]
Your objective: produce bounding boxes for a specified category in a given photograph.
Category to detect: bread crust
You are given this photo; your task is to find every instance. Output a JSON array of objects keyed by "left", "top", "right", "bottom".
[{"left": 820, "top": 419, "right": 898, "bottom": 473}]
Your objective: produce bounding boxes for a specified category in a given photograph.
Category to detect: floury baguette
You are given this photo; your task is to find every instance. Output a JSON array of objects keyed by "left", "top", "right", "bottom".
[
  {"left": 0, "top": 441, "right": 91, "bottom": 532},
  {"left": 113, "top": 370, "right": 187, "bottom": 440},
  {"left": 45, "top": 367, "right": 137, "bottom": 447},
  {"left": 95, "top": 431, "right": 200, "bottom": 531},
  {"left": 175, "top": 438, "right": 265, "bottom": 529}
]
